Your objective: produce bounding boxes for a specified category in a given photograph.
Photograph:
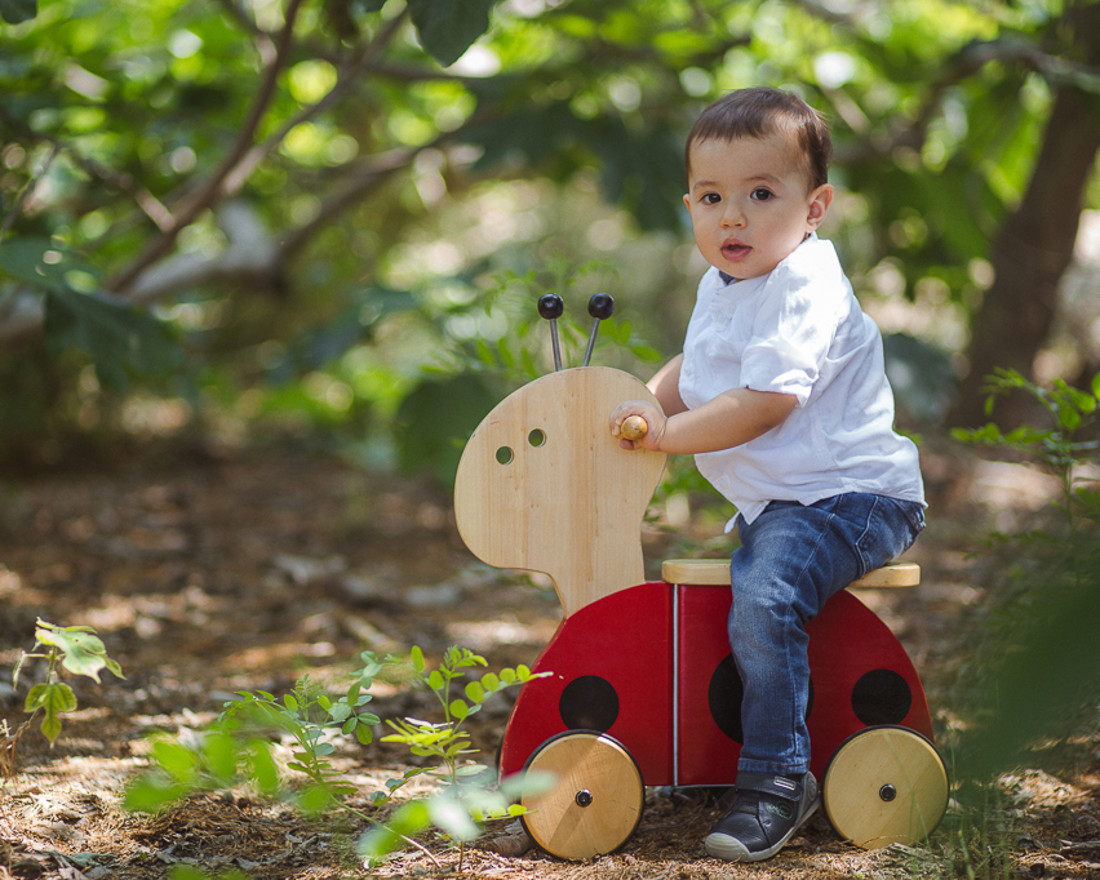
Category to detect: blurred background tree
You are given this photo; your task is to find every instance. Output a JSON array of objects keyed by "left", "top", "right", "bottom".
[{"left": 1, "top": 0, "right": 1098, "bottom": 475}]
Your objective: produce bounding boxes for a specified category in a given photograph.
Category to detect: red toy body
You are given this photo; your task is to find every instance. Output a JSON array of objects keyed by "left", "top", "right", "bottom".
[{"left": 499, "top": 582, "right": 933, "bottom": 786}]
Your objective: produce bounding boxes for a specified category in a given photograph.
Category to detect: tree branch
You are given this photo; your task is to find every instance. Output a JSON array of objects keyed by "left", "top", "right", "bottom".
[
  {"left": 836, "top": 36, "right": 1100, "bottom": 165},
  {"left": 0, "top": 142, "right": 60, "bottom": 243},
  {"left": 107, "top": 0, "right": 307, "bottom": 295},
  {"left": 219, "top": 8, "right": 410, "bottom": 199},
  {"left": 107, "top": 4, "right": 415, "bottom": 300},
  {"left": 0, "top": 107, "right": 174, "bottom": 232}
]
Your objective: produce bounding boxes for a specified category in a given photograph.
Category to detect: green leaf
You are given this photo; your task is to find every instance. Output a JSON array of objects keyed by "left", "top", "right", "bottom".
[
  {"left": 464, "top": 681, "right": 486, "bottom": 703},
  {"left": 123, "top": 775, "right": 190, "bottom": 813},
  {"left": 44, "top": 288, "right": 182, "bottom": 394},
  {"left": 455, "top": 762, "right": 488, "bottom": 776},
  {"left": 449, "top": 698, "right": 469, "bottom": 720},
  {"left": 1057, "top": 405, "right": 1081, "bottom": 432},
  {"left": 150, "top": 738, "right": 200, "bottom": 782},
  {"left": 0, "top": 0, "right": 36, "bottom": 24},
  {"left": 296, "top": 783, "right": 337, "bottom": 815},
  {"left": 247, "top": 739, "right": 281, "bottom": 796},
  {"left": 37, "top": 625, "right": 122, "bottom": 683},
  {"left": 0, "top": 237, "right": 69, "bottom": 290},
  {"left": 428, "top": 670, "right": 445, "bottom": 690},
  {"left": 390, "top": 799, "right": 433, "bottom": 835},
  {"left": 406, "top": 0, "right": 499, "bottom": 67},
  {"left": 24, "top": 680, "right": 75, "bottom": 714},
  {"left": 393, "top": 374, "right": 499, "bottom": 487},
  {"left": 358, "top": 800, "right": 431, "bottom": 862},
  {"left": 427, "top": 792, "right": 480, "bottom": 840},
  {"left": 203, "top": 731, "right": 240, "bottom": 782},
  {"left": 26, "top": 682, "right": 76, "bottom": 746},
  {"left": 410, "top": 645, "right": 426, "bottom": 673}
]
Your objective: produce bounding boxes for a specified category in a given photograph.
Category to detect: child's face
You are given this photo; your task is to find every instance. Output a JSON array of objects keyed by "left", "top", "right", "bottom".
[{"left": 683, "top": 133, "right": 833, "bottom": 281}]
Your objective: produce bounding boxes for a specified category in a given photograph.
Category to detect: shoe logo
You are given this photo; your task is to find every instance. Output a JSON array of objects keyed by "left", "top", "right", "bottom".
[{"left": 765, "top": 801, "right": 794, "bottom": 821}]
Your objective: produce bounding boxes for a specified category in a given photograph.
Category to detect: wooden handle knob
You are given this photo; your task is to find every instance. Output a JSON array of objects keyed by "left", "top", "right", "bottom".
[{"left": 620, "top": 415, "right": 648, "bottom": 441}]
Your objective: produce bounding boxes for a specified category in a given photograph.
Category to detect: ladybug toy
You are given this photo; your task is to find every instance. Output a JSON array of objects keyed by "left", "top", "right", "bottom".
[{"left": 453, "top": 294, "right": 948, "bottom": 860}]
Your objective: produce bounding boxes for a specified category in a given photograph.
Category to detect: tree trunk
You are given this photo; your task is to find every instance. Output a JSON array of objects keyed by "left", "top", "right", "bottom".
[{"left": 946, "top": 1, "right": 1100, "bottom": 428}]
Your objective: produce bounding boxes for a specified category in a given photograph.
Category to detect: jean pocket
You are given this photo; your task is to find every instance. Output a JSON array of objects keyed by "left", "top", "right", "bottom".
[
  {"left": 855, "top": 497, "right": 923, "bottom": 575},
  {"left": 902, "top": 501, "right": 926, "bottom": 536}
]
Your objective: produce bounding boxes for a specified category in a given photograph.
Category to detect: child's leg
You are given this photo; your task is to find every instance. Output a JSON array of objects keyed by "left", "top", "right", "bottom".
[
  {"left": 729, "top": 494, "right": 923, "bottom": 775},
  {"left": 728, "top": 499, "right": 855, "bottom": 776},
  {"left": 706, "top": 493, "right": 923, "bottom": 862}
]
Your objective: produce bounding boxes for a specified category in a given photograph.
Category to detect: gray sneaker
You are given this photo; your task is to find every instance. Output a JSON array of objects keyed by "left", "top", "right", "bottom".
[{"left": 704, "top": 772, "right": 819, "bottom": 862}]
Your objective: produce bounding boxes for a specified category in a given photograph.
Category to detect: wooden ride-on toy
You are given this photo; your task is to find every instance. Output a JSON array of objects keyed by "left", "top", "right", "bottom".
[{"left": 453, "top": 294, "right": 948, "bottom": 860}]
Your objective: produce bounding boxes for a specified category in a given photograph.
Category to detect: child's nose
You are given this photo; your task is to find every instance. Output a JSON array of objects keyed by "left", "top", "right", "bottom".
[{"left": 721, "top": 203, "right": 745, "bottom": 228}]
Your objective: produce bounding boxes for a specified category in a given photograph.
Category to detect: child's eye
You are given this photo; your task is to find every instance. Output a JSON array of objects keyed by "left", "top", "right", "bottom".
[
  {"left": 701, "top": 192, "right": 721, "bottom": 205},
  {"left": 751, "top": 187, "right": 774, "bottom": 201}
]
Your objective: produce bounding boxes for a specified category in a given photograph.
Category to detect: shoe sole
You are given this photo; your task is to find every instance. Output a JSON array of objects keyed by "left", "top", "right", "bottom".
[{"left": 704, "top": 798, "right": 820, "bottom": 862}]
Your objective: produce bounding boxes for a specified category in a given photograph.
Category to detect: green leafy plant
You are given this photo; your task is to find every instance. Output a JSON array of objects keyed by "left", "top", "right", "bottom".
[
  {"left": 11, "top": 618, "right": 123, "bottom": 747},
  {"left": 125, "top": 652, "right": 388, "bottom": 814},
  {"left": 393, "top": 265, "right": 663, "bottom": 487},
  {"left": 125, "top": 646, "right": 547, "bottom": 870},
  {"left": 954, "top": 368, "right": 1100, "bottom": 543},
  {"left": 358, "top": 646, "right": 547, "bottom": 867},
  {"left": 951, "top": 368, "right": 1100, "bottom": 777}
]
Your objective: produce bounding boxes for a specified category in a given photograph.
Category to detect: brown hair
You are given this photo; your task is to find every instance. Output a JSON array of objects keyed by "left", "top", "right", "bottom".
[{"left": 685, "top": 87, "right": 831, "bottom": 190}]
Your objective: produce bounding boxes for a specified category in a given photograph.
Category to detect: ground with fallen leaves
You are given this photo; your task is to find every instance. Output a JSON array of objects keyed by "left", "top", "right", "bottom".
[{"left": 0, "top": 439, "right": 1097, "bottom": 879}]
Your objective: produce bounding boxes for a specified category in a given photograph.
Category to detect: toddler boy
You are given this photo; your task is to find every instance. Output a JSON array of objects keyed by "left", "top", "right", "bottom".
[{"left": 611, "top": 87, "right": 925, "bottom": 862}]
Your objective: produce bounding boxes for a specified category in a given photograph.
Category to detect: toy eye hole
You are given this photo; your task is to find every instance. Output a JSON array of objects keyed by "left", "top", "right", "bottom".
[
  {"left": 528, "top": 429, "right": 546, "bottom": 447},
  {"left": 495, "top": 446, "right": 514, "bottom": 465}
]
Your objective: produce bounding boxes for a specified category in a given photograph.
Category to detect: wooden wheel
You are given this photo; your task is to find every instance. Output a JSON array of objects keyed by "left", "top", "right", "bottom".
[
  {"left": 823, "top": 725, "right": 949, "bottom": 849},
  {"left": 520, "top": 731, "right": 644, "bottom": 860}
]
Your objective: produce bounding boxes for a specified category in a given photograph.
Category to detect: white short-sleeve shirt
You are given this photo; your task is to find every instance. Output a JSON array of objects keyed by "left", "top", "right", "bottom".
[{"left": 678, "top": 235, "right": 925, "bottom": 528}]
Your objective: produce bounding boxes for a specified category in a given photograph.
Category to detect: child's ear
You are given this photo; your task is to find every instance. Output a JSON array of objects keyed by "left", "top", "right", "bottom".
[{"left": 807, "top": 184, "right": 834, "bottom": 229}]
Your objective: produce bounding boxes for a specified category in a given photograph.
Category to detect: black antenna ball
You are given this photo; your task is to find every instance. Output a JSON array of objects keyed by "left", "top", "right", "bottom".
[
  {"left": 538, "top": 293, "right": 564, "bottom": 320},
  {"left": 587, "top": 292, "right": 614, "bottom": 320}
]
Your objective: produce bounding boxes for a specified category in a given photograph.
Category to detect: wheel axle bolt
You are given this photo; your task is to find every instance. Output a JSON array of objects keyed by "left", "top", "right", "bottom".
[
  {"left": 879, "top": 784, "right": 897, "bottom": 802},
  {"left": 575, "top": 789, "right": 593, "bottom": 807}
]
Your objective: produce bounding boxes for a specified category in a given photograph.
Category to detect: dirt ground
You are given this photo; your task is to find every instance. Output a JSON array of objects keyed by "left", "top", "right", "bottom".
[{"left": 0, "top": 438, "right": 1097, "bottom": 880}]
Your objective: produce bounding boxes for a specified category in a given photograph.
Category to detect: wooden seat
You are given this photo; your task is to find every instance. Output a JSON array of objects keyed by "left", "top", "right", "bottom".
[{"left": 661, "top": 559, "right": 920, "bottom": 589}]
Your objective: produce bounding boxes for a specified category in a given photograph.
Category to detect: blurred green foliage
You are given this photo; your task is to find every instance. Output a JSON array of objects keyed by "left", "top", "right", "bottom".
[
  {"left": 0, "top": 0, "right": 1095, "bottom": 478},
  {"left": 953, "top": 369, "right": 1100, "bottom": 779}
]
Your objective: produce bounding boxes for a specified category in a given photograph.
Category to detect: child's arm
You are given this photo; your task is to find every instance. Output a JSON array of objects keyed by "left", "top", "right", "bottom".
[
  {"left": 646, "top": 354, "right": 688, "bottom": 416},
  {"left": 611, "top": 380, "right": 796, "bottom": 454}
]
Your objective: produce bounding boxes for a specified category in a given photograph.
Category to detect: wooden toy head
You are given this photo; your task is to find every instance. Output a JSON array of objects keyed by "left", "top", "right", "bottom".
[{"left": 453, "top": 366, "right": 666, "bottom": 617}]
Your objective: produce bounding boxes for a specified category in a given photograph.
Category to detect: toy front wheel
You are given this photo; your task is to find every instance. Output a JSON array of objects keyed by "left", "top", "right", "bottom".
[
  {"left": 520, "top": 730, "right": 644, "bottom": 860},
  {"left": 822, "top": 725, "right": 949, "bottom": 849}
]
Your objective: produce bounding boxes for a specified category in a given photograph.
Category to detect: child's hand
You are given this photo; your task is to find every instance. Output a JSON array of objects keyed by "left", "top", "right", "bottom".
[{"left": 610, "top": 401, "right": 665, "bottom": 451}]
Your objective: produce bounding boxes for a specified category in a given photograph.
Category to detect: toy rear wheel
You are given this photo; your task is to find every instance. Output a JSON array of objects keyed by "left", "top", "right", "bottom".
[
  {"left": 822, "top": 725, "right": 949, "bottom": 849},
  {"left": 520, "top": 730, "right": 644, "bottom": 860}
]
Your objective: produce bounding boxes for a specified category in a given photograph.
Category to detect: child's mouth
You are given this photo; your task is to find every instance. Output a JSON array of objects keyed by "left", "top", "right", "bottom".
[{"left": 722, "top": 241, "right": 751, "bottom": 261}]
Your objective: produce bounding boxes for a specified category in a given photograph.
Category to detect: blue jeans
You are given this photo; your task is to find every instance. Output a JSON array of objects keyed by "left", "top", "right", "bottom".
[{"left": 727, "top": 493, "right": 925, "bottom": 778}]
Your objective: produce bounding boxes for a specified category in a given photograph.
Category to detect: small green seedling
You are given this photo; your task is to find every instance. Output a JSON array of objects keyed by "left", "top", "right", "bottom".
[
  {"left": 125, "top": 653, "right": 389, "bottom": 813},
  {"left": 359, "top": 646, "right": 548, "bottom": 867},
  {"left": 12, "top": 618, "right": 124, "bottom": 747},
  {"left": 125, "top": 645, "right": 550, "bottom": 872}
]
